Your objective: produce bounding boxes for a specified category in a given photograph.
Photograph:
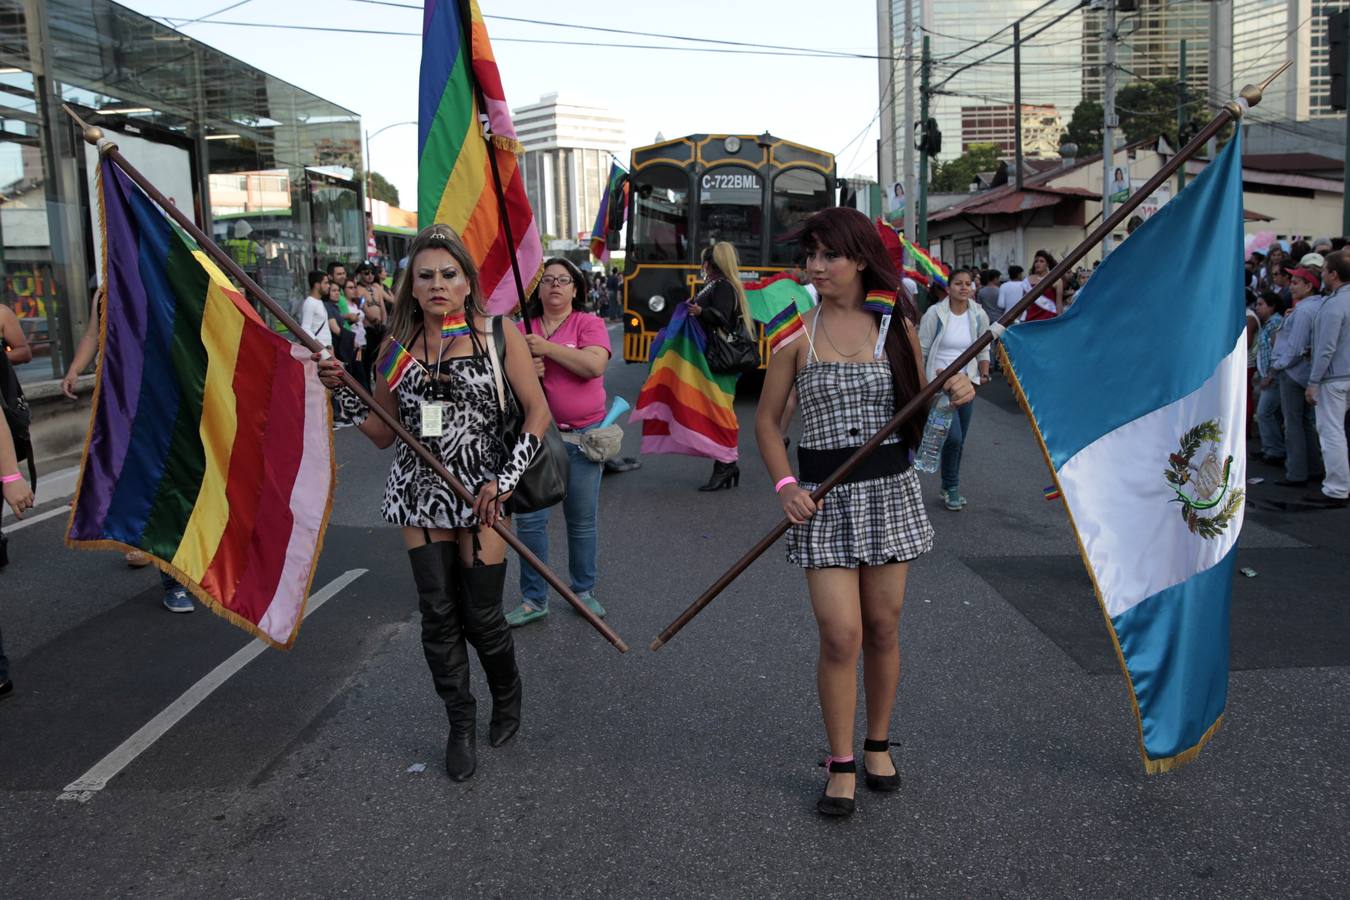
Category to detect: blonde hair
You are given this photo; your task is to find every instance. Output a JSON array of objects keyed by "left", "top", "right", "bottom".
[
  {"left": 387, "top": 224, "right": 483, "bottom": 348},
  {"left": 704, "top": 241, "right": 752, "bottom": 330}
]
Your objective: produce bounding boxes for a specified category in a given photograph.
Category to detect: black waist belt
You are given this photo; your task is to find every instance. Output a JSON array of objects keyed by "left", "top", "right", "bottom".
[{"left": 797, "top": 442, "right": 910, "bottom": 485}]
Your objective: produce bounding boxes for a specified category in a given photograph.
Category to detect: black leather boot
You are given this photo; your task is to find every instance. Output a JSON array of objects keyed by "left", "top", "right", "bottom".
[
  {"left": 458, "top": 559, "right": 522, "bottom": 747},
  {"left": 408, "top": 542, "right": 476, "bottom": 781},
  {"left": 698, "top": 460, "right": 740, "bottom": 491}
]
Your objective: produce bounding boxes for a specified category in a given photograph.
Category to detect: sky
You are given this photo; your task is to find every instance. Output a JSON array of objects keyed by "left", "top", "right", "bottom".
[{"left": 121, "top": 0, "right": 889, "bottom": 213}]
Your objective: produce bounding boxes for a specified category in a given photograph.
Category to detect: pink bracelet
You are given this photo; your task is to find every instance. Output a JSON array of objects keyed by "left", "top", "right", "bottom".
[
  {"left": 774, "top": 475, "right": 798, "bottom": 494},
  {"left": 1, "top": 472, "right": 22, "bottom": 484}
]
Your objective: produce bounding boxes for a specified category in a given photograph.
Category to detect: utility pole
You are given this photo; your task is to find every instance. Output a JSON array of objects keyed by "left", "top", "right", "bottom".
[
  {"left": 903, "top": 0, "right": 916, "bottom": 238},
  {"left": 1102, "top": 0, "right": 1118, "bottom": 256},
  {"left": 877, "top": 0, "right": 896, "bottom": 195},
  {"left": 918, "top": 35, "right": 930, "bottom": 246},
  {"left": 1177, "top": 38, "right": 1188, "bottom": 193},
  {"left": 1014, "top": 21, "right": 1024, "bottom": 192}
]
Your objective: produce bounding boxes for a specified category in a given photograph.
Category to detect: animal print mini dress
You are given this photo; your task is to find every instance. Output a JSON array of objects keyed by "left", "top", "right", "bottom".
[{"left": 379, "top": 333, "right": 511, "bottom": 530}]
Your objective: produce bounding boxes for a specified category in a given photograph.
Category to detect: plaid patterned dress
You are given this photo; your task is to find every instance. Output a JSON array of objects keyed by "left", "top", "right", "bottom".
[{"left": 785, "top": 326, "right": 934, "bottom": 569}]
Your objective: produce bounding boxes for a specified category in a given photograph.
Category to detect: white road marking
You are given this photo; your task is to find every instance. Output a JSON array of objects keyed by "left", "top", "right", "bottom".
[
  {"left": 56, "top": 568, "right": 367, "bottom": 800},
  {"left": 0, "top": 465, "right": 82, "bottom": 527},
  {"left": 3, "top": 504, "right": 72, "bottom": 533}
]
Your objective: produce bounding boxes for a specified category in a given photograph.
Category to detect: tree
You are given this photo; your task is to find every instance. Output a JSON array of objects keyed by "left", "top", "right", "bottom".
[
  {"left": 1116, "top": 79, "right": 1206, "bottom": 148},
  {"left": 930, "top": 142, "right": 1003, "bottom": 193},
  {"left": 367, "top": 170, "right": 400, "bottom": 207},
  {"left": 1064, "top": 98, "right": 1104, "bottom": 156}
]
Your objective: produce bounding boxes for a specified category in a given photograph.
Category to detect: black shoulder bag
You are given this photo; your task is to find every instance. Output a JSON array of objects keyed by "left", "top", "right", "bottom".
[
  {"left": 486, "top": 317, "right": 567, "bottom": 513},
  {"left": 699, "top": 281, "right": 759, "bottom": 375}
]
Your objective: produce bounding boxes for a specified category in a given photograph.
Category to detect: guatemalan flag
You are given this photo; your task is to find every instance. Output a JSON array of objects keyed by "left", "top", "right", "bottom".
[{"left": 999, "top": 133, "right": 1248, "bottom": 773}]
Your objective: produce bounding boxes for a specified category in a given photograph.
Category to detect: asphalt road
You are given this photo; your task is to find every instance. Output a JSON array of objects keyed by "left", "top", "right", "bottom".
[{"left": 2, "top": 323, "right": 1347, "bottom": 898}]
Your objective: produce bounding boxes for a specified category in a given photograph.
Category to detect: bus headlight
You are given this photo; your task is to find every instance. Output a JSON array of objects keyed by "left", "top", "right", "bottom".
[{"left": 647, "top": 295, "right": 666, "bottom": 313}]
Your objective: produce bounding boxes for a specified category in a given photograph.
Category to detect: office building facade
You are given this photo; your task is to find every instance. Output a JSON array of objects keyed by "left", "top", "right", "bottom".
[{"left": 513, "top": 94, "right": 625, "bottom": 246}]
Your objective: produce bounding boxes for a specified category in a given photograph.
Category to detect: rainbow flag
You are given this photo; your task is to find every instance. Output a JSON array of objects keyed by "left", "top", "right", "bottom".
[
  {"left": 744, "top": 272, "right": 814, "bottom": 325},
  {"left": 630, "top": 303, "right": 739, "bottom": 463},
  {"left": 900, "top": 233, "right": 949, "bottom": 289},
  {"left": 377, "top": 338, "right": 418, "bottom": 391},
  {"left": 419, "top": 0, "right": 542, "bottom": 314},
  {"left": 441, "top": 312, "right": 470, "bottom": 340},
  {"left": 764, "top": 303, "right": 804, "bottom": 352},
  {"left": 863, "top": 290, "right": 896, "bottom": 315},
  {"left": 68, "top": 158, "right": 334, "bottom": 649},
  {"left": 1043, "top": 485, "right": 1062, "bottom": 501},
  {"left": 589, "top": 162, "right": 628, "bottom": 262}
]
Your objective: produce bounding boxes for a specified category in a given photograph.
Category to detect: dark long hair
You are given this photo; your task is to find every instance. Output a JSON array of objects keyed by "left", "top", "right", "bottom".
[{"left": 800, "top": 207, "right": 924, "bottom": 449}]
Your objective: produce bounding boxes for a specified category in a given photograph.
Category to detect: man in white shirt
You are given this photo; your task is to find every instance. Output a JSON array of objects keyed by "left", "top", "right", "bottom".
[
  {"left": 996, "top": 264, "right": 1025, "bottom": 318},
  {"left": 300, "top": 269, "right": 333, "bottom": 349}
]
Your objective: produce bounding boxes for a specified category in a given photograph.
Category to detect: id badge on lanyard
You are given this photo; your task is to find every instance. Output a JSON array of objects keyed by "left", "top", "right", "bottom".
[{"left": 420, "top": 402, "right": 446, "bottom": 438}]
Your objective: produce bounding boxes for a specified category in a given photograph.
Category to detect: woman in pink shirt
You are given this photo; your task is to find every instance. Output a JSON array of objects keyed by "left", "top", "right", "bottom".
[{"left": 507, "top": 258, "right": 613, "bottom": 627}]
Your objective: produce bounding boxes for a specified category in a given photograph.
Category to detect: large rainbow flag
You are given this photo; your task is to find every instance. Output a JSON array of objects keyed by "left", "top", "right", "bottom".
[
  {"left": 630, "top": 303, "right": 740, "bottom": 463},
  {"left": 418, "top": 0, "right": 542, "bottom": 313},
  {"left": 67, "top": 158, "right": 335, "bottom": 650},
  {"left": 589, "top": 162, "right": 628, "bottom": 262}
]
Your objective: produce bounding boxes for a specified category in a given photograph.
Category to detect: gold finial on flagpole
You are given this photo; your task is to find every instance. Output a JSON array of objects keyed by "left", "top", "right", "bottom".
[
  {"left": 1228, "top": 59, "right": 1293, "bottom": 116},
  {"left": 60, "top": 103, "right": 116, "bottom": 154}
]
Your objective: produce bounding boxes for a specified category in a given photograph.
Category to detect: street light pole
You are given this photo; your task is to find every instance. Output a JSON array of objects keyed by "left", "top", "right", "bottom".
[{"left": 363, "top": 119, "right": 417, "bottom": 216}]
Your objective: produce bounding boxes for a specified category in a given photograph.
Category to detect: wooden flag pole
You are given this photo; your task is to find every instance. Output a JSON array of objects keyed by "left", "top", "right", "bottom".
[
  {"left": 458, "top": 0, "right": 535, "bottom": 334},
  {"left": 649, "top": 62, "right": 1292, "bottom": 652},
  {"left": 65, "top": 106, "right": 629, "bottom": 654}
]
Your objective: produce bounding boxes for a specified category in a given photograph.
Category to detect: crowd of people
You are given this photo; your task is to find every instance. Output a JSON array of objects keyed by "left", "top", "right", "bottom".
[{"left": 1245, "top": 238, "right": 1350, "bottom": 508}]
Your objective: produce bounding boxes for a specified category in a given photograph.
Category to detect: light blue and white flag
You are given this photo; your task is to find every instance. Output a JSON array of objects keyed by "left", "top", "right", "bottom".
[{"left": 999, "top": 133, "right": 1247, "bottom": 773}]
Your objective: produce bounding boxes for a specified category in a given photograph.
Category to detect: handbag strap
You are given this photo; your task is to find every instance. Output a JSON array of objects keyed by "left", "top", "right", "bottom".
[{"left": 485, "top": 315, "right": 508, "bottom": 413}]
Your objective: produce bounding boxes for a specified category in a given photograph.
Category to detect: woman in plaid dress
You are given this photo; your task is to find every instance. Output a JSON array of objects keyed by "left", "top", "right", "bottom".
[{"left": 756, "top": 208, "right": 975, "bottom": 817}]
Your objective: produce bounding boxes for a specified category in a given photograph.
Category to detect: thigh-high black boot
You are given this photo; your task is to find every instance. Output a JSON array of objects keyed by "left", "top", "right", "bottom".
[
  {"left": 409, "top": 542, "right": 476, "bottom": 780},
  {"left": 456, "top": 558, "right": 522, "bottom": 747}
]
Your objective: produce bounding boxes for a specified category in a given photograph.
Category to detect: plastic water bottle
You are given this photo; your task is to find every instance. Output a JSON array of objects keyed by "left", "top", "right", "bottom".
[{"left": 913, "top": 394, "right": 954, "bottom": 473}]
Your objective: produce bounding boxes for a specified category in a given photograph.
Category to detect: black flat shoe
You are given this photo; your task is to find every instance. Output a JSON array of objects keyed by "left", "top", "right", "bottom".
[
  {"left": 861, "top": 738, "right": 901, "bottom": 792},
  {"left": 1274, "top": 479, "right": 1308, "bottom": 488},
  {"left": 816, "top": 755, "right": 856, "bottom": 818}
]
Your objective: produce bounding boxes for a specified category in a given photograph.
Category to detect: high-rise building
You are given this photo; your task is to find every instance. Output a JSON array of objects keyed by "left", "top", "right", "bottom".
[
  {"left": 881, "top": 0, "right": 1085, "bottom": 172},
  {"left": 960, "top": 104, "right": 1065, "bottom": 155},
  {"left": 1081, "top": 0, "right": 1211, "bottom": 103},
  {"left": 1232, "top": 0, "right": 1349, "bottom": 120},
  {"left": 512, "top": 93, "right": 626, "bottom": 245}
]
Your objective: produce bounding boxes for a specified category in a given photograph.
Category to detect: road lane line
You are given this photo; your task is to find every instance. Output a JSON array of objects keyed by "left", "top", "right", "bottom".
[
  {"left": 56, "top": 568, "right": 367, "bottom": 801},
  {"left": 3, "top": 504, "right": 72, "bottom": 533}
]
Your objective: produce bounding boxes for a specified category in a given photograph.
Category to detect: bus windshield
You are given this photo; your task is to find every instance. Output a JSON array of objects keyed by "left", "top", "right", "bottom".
[
  {"left": 771, "top": 168, "right": 830, "bottom": 264},
  {"left": 697, "top": 166, "right": 762, "bottom": 264},
  {"left": 631, "top": 165, "right": 689, "bottom": 262}
]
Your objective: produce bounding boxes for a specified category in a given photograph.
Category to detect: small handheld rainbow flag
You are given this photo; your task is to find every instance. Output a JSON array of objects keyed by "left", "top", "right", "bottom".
[
  {"left": 377, "top": 338, "right": 418, "bottom": 391},
  {"left": 441, "top": 312, "right": 470, "bottom": 341},
  {"left": 865, "top": 290, "right": 898, "bottom": 359},
  {"left": 863, "top": 290, "right": 896, "bottom": 315},
  {"left": 1043, "top": 485, "right": 1062, "bottom": 501},
  {"left": 764, "top": 304, "right": 804, "bottom": 352}
]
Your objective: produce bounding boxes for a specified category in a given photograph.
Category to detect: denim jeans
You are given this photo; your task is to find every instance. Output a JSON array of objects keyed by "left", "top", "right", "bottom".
[
  {"left": 1314, "top": 380, "right": 1350, "bottom": 499},
  {"left": 1254, "top": 380, "right": 1284, "bottom": 458},
  {"left": 940, "top": 401, "right": 974, "bottom": 491},
  {"left": 514, "top": 432, "right": 604, "bottom": 609},
  {"left": 1279, "top": 371, "right": 1322, "bottom": 481}
]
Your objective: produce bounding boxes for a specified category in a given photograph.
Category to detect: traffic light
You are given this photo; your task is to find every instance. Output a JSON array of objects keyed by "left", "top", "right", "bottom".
[
  {"left": 915, "top": 118, "right": 942, "bottom": 157},
  {"left": 1331, "top": 11, "right": 1348, "bottom": 112}
]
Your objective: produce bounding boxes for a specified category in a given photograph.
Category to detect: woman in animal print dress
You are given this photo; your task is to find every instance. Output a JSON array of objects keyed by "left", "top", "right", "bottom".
[{"left": 316, "top": 224, "right": 551, "bottom": 782}]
